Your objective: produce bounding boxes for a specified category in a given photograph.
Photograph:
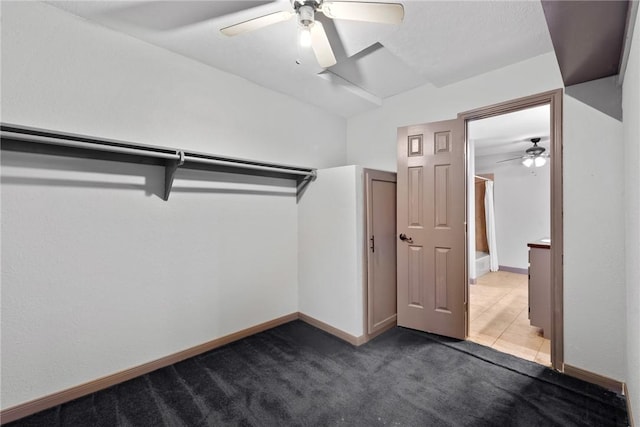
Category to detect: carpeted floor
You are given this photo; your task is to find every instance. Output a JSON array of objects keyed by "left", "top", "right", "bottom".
[{"left": 5, "top": 320, "right": 628, "bottom": 426}]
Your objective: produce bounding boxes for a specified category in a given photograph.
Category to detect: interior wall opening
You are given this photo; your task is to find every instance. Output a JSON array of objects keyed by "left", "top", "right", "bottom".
[{"left": 466, "top": 104, "right": 552, "bottom": 367}]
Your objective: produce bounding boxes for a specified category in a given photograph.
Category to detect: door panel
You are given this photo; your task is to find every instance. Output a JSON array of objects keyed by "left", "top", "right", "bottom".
[
  {"left": 408, "top": 167, "right": 423, "bottom": 227},
  {"left": 366, "top": 170, "right": 398, "bottom": 336},
  {"left": 408, "top": 245, "right": 424, "bottom": 308},
  {"left": 397, "top": 119, "right": 466, "bottom": 339}
]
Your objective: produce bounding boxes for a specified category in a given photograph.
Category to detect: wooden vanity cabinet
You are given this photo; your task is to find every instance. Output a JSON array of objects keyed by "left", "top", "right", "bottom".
[{"left": 528, "top": 239, "right": 551, "bottom": 338}]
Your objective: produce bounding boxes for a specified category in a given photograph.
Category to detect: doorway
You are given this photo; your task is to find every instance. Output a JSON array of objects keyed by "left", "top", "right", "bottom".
[
  {"left": 466, "top": 104, "right": 552, "bottom": 366},
  {"left": 364, "top": 169, "right": 398, "bottom": 342},
  {"left": 395, "top": 89, "right": 563, "bottom": 370},
  {"left": 461, "top": 89, "right": 563, "bottom": 370}
]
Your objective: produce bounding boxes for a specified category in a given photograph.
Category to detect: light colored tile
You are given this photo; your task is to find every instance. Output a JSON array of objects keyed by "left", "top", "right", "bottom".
[
  {"left": 468, "top": 333, "right": 498, "bottom": 347},
  {"left": 485, "top": 304, "right": 522, "bottom": 319},
  {"left": 498, "top": 331, "right": 544, "bottom": 352},
  {"left": 469, "top": 303, "right": 488, "bottom": 320},
  {"left": 492, "top": 338, "right": 538, "bottom": 361},
  {"left": 469, "top": 325, "right": 503, "bottom": 339},
  {"left": 505, "top": 321, "right": 544, "bottom": 338},
  {"left": 469, "top": 270, "right": 550, "bottom": 367},
  {"left": 538, "top": 339, "right": 551, "bottom": 355},
  {"left": 469, "top": 312, "right": 507, "bottom": 331},
  {"left": 534, "top": 352, "right": 552, "bottom": 366}
]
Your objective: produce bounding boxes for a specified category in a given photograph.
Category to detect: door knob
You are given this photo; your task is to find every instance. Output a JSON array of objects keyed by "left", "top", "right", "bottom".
[{"left": 399, "top": 233, "right": 413, "bottom": 244}]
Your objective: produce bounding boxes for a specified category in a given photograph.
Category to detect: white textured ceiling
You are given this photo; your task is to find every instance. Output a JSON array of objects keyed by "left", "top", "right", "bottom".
[{"left": 46, "top": 1, "right": 554, "bottom": 118}]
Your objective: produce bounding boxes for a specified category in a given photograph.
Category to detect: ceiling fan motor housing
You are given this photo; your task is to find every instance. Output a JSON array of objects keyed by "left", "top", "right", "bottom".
[
  {"left": 525, "top": 137, "right": 546, "bottom": 156},
  {"left": 293, "top": 0, "right": 322, "bottom": 24},
  {"left": 293, "top": 0, "right": 322, "bottom": 8},
  {"left": 297, "top": 4, "right": 316, "bottom": 27}
]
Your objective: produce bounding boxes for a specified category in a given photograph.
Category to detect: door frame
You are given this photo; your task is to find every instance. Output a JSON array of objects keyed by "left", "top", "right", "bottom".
[
  {"left": 362, "top": 168, "right": 398, "bottom": 343},
  {"left": 459, "top": 89, "right": 564, "bottom": 370}
]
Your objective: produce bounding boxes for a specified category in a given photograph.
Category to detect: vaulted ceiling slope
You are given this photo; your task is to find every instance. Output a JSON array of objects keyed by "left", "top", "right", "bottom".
[
  {"left": 541, "top": 0, "right": 632, "bottom": 87},
  {"left": 47, "top": 1, "right": 554, "bottom": 118}
]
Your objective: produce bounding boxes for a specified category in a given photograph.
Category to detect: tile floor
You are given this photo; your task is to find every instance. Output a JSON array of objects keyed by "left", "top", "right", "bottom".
[{"left": 468, "top": 271, "right": 551, "bottom": 366}]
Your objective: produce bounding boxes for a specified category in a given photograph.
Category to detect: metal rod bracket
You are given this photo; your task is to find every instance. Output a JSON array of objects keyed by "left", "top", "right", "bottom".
[{"left": 164, "top": 150, "right": 185, "bottom": 201}]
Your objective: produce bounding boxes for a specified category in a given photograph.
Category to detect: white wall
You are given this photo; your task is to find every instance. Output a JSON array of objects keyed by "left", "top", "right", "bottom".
[
  {"left": 298, "top": 166, "right": 364, "bottom": 338},
  {"left": 476, "top": 161, "right": 551, "bottom": 270},
  {"left": 0, "top": 2, "right": 346, "bottom": 410},
  {"left": 346, "top": 51, "right": 629, "bottom": 381},
  {"left": 0, "top": 2, "right": 346, "bottom": 168},
  {"left": 623, "top": 9, "right": 640, "bottom": 424},
  {"left": 563, "top": 95, "right": 626, "bottom": 381}
]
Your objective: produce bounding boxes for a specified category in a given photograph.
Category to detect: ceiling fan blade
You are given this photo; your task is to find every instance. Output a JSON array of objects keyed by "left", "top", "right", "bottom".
[
  {"left": 310, "top": 21, "right": 337, "bottom": 68},
  {"left": 220, "top": 11, "right": 294, "bottom": 36},
  {"left": 321, "top": 1, "right": 404, "bottom": 24}
]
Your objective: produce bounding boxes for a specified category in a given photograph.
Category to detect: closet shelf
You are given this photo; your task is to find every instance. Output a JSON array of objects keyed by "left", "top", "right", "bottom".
[{"left": 0, "top": 123, "right": 317, "bottom": 201}]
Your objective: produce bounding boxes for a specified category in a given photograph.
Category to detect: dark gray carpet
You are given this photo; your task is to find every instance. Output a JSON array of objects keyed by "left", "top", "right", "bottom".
[{"left": 5, "top": 320, "right": 628, "bottom": 426}]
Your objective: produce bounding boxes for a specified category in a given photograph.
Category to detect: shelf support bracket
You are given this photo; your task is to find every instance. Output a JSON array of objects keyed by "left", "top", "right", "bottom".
[
  {"left": 164, "top": 150, "right": 185, "bottom": 201},
  {"left": 296, "top": 170, "right": 317, "bottom": 203}
]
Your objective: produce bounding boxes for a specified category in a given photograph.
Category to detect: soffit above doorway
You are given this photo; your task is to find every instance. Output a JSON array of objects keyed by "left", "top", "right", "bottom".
[{"left": 541, "top": 0, "right": 632, "bottom": 86}]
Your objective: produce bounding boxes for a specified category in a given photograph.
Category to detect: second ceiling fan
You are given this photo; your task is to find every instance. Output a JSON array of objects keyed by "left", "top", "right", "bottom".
[
  {"left": 220, "top": 0, "right": 404, "bottom": 68},
  {"left": 497, "top": 137, "right": 550, "bottom": 168}
]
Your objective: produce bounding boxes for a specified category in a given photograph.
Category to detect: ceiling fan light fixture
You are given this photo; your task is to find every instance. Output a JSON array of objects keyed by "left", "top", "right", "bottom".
[
  {"left": 299, "top": 26, "right": 312, "bottom": 47},
  {"left": 522, "top": 157, "right": 534, "bottom": 167},
  {"left": 222, "top": 0, "right": 402, "bottom": 68},
  {"left": 534, "top": 156, "right": 547, "bottom": 167},
  {"left": 297, "top": 4, "right": 315, "bottom": 47}
]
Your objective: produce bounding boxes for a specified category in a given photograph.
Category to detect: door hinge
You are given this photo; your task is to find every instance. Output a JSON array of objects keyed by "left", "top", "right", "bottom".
[{"left": 370, "top": 235, "right": 375, "bottom": 252}]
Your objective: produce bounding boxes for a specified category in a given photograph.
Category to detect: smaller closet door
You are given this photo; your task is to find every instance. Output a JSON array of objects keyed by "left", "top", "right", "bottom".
[{"left": 365, "top": 170, "right": 397, "bottom": 336}]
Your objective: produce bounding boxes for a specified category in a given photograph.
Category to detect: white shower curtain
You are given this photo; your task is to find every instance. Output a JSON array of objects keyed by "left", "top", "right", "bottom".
[{"left": 484, "top": 181, "right": 499, "bottom": 271}]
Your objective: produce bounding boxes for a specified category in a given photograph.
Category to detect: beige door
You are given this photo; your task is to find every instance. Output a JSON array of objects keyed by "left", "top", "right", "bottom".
[
  {"left": 397, "top": 119, "right": 466, "bottom": 339},
  {"left": 365, "top": 170, "right": 397, "bottom": 336}
]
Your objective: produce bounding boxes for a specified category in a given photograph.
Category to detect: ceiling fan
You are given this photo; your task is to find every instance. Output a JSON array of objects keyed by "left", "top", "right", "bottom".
[
  {"left": 497, "top": 137, "right": 550, "bottom": 168},
  {"left": 220, "top": 0, "right": 405, "bottom": 68}
]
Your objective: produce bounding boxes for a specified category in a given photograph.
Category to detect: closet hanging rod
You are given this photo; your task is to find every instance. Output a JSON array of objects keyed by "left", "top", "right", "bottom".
[
  {"left": 184, "top": 155, "right": 315, "bottom": 177},
  {"left": 1, "top": 130, "right": 181, "bottom": 161},
  {"left": 0, "top": 124, "right": 316, "bottom": 176},
  {"left": 1, "top": 123, "right": 317, "bottom": 201}
]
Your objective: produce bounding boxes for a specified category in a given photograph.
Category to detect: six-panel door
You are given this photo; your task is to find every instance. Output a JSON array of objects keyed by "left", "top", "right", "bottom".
[{"left": 397, "top": 119, "right": 467, "bottom": 339}]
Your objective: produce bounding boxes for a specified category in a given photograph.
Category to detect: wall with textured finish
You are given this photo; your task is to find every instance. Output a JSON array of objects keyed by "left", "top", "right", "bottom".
[
  {"left": 562, "top": 95, "right": 625, "bottom": 381},
  {"left": 475, "top": 161, "right": 550, "bottom": 271},
  {"left": 298, "top": 166, "right": 364, "bottom": 338},
  {"left": 0, "top": 2, "right": 345, "bottom": 410},
  {"left": 622, "top": 8, "right": 640, "bottom": 425}
]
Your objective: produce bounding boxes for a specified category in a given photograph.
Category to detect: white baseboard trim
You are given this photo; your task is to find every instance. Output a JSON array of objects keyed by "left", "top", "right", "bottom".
[
  {"left": 298, "top": 312, "right": 365, "bottom": 346},
  {"left": 563, "top": 363, "right": 624, "bottom": 394},
  {"left": 362, "top": 319, "right": 397, "bottom": 344},
  {"left": 498, "top": 265, "right": 528, "bottom": 275},
  {"left": 624, "top": 383, "right": 635, "bottom": 427}
]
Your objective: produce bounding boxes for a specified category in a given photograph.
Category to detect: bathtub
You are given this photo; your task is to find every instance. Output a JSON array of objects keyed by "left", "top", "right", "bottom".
[{"left": 476, "top": 251, "right": 490, "bottom": 278}]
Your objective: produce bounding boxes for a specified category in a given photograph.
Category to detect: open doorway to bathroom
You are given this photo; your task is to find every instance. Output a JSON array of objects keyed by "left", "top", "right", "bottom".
[{"left": 466, "top": 104, "right": 552, "bottom": 366}]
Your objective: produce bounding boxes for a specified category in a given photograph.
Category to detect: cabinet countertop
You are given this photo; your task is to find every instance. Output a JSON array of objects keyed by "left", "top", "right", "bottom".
[{"left": 528, "top": 238, "right": 551, "bottom": 249}]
